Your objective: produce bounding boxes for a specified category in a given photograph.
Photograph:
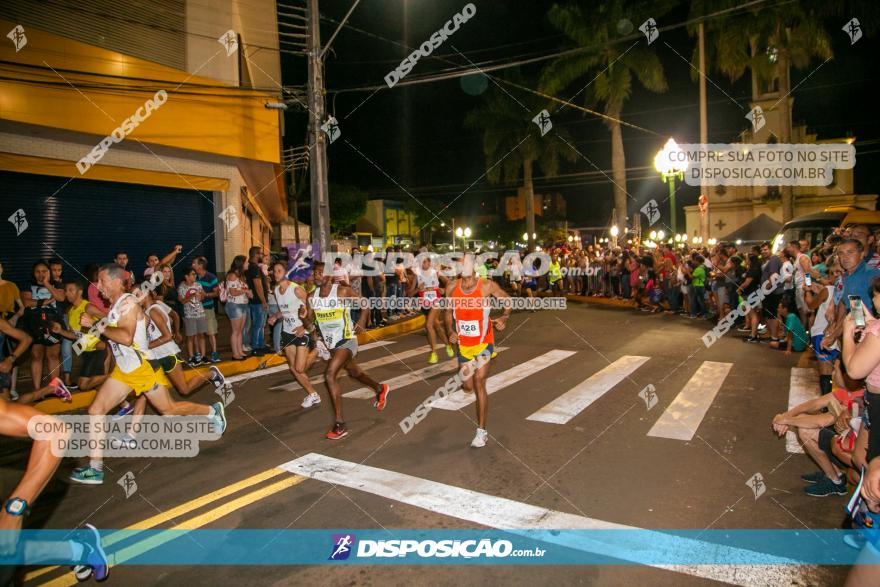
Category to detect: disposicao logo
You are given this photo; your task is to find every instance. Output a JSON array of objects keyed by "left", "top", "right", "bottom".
[{"left": 329, "top": 533, "right": 356, "bottom": 560}]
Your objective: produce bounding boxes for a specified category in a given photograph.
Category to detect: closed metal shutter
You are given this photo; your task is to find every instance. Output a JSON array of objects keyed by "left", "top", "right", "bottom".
[
  {"left": 1, "top": 0, "right": 186, "bottom": 71},
  {"left": 0, "top": 170, "right": 216, "bottom": 288}
]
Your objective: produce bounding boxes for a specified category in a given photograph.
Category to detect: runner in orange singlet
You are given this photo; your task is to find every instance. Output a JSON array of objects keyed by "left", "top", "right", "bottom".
[{"left": 444, "top": 253, "right": 511, "bottom": 448}]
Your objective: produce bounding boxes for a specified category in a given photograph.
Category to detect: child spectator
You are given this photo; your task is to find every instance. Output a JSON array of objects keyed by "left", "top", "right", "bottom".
[
  {"left": 177, "top": 268, "right": 208, "bottom": 366},
  {"left": 193, "top": 257, "right": 221, "bottom": 363},
  {"left": 777, "top": 300, "right": 809, "bottom": 354}
]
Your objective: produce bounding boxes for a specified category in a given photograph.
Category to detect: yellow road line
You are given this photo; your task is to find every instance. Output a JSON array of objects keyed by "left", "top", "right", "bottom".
[
  {"left": 38, "top": 475, "right": 306, "bottom": 587},
  {"left": 26, "top": 467, "right": 286, "bottom": 582}
]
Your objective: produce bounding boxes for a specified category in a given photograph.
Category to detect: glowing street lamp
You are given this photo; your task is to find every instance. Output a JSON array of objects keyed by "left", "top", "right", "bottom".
[
  {"left": 610, "top": 225, "right": 620, "bottom": 244},
  {"left": 649, "top": 230, "right": 657, "bottom": 240},
  {"left": 654, "top": 138, "right": 688, "bottom": 234},
  {"left": 657, "top": 230, "right": 665, "bottom": 241}
]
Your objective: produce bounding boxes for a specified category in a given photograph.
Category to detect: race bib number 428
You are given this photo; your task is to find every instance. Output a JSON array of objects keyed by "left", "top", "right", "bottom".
[{"left": 457, "top": 320, "right": 479, "bottom": 337}]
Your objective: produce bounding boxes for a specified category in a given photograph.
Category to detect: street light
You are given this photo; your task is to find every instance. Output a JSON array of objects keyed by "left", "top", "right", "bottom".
[
  {"left": 650, "top": 230, "right": 657, "bottom": 240},
  {"left": 610, "top": 225, "right": 620, "bottom": 241},
  {"left": 658, "top": 230, "right": 665, "bottom": 240},
  {"left": 654, "top": 138, "right": 688, "bottom": 234}
]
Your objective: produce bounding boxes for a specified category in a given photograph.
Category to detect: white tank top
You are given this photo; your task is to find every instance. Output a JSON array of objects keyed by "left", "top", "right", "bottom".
[
  {"left": 107, "top": 293, "right": 150, "bottom": 373},
  {"left": 146, "top": 301, "right": 181, "bottom": 359},
  {"left": 275, "top": 282, "right": 304, "bottom": 334},
  {"left": 810, "top": 285, "right": 835, "bottom": 337},
  {"left": 417, "top": 267, "right": 440, "bottom": 290},
  {"left": 311, "top": 283, "right": 354, "bottom": 348}
]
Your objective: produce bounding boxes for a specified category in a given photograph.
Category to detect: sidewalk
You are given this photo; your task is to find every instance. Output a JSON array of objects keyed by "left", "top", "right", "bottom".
[{"left": 34, "top": 313, "right": 426, "bottom": 415}]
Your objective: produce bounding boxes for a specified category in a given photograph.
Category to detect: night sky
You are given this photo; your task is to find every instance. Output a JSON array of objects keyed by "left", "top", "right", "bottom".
[{"left": 280, "top": 0, "right": 880, "bottom": 233}]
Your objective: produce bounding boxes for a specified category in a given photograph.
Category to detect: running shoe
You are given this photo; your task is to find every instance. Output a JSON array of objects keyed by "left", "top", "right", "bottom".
[
  {"left": 113, "top": 403, "right": 134, "bottom": 421},
  {"left": 428, "top": 351, "right": 438, "bottom": 365},
  {"left": 207, "top": 366, "right": 226, "bottom": 389},
  {"left": 800, "top": 470, "right": 827, "bottom": 484},
  {"left": 325, "top": 422, "right": 349, "bottom": 440},
  {"left": 50, "top": 377, "right": 72, "bottom": 401},
  {"left": 374, "top": 384, "right": 391, "bottom": 411},
  {"left": 79, "top": 523, "right": 109, "bottom": 581},
  {"left": 110, "top": 434, "right": 137, "bottom": 451},
  {"left": 67, "top": 382, "right": 79, "bottom": 392},
  {"left": 210, "top": 401, "right": 227, "bottom": 434},
  {"left": 69, "top": 466, "right": 104, "bottom": 485},
  {"left": 210, "top": 351, "right": 221, "bottom": 363},
  {"left": 470, "top": 427, "right": 488, "bottom": 448},
  {"left": 804, "top": 476, "right": 848, "bottom": 497},
  {"left": 301, "top": 392, "right": 321, "bottom": 408},
  {"left": 8, "top": 389, "right": 19, "bottom": 401},
  {"left": 445, "top": 344, "right": 454, "bottom": 358}
]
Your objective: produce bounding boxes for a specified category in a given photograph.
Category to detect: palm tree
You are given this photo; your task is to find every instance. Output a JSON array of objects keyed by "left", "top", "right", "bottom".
[
  {"left": 694, "top": 0, "right": 835, "bottom": 222},
  {"left": 464, "top": 74, "right": 577, "bottom": 251},
  {"left": 541, "top": 1, "right": 667, "bottom": 241}
]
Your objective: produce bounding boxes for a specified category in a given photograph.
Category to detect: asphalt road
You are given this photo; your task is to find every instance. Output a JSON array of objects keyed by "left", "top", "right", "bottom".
[{"left": 2, "top": 303, "right": 854, "bottom": 586}]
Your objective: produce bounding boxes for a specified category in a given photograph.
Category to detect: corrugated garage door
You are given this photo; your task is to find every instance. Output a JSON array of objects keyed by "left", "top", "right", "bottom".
[{"left": 0, "top": 170, "right": 216, "bottom": 288}]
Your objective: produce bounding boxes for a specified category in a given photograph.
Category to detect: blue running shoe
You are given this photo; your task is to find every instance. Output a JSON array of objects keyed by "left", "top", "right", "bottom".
[
  {"left": 113, "top": 403, "right": 134, "bottom": 421},
  {"left": 210, "top": 401, "right": 227, "bottom": 434},
  {"left": 79, "top": 523, "right": 109, "bottom": 581},
  {"left": 70, "top": 467, "right": 104, "bottom": 485}
]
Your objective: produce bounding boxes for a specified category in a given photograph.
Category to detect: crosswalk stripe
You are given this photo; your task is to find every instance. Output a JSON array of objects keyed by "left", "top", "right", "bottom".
[
  {"left": 225, "top": 341, "right": 395, "bottom": 384},
  {"left": 431, "top": 349, "right": 577, "bottom": 411},
  {"left": 527, "top": 355, "right": 650, "bottom": 424},
  {"left": 647, "top": 361, "right": 733, "bottom": 441},
  {"left": 280, "top": 453, "right": 811, "bottom": 586},
  {"left": 343, "top": 347, "right": 509, "bottom": 399},
  {"left": 786, "top": 368, "right": 820, "bottom": 453},
  {"left": 270, "top": 344, "right": 430, "bottom": 392}
]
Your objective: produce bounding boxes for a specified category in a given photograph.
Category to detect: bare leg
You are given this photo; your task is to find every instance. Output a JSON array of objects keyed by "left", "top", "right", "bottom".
[
  {"left": 472, "top": 360, "right": 490, "bottom": 430},
  {"left": 291, "top": 346, "right": 317, "bottom": 396},
  {"left": 798, "top": 427, "right": 841, "bottom": 480},
  {"left": 168, "top": 366, "right": 209, "bottom": 396},
  {"left": 45, "top": 345, "right": 60, "bottom": 382},
  {"left": 324, "top": 350, "right": 351, "bottom": 422},
  {"left": 144, "top": 385, "right": 211, "bottom": 416},
  {"left": 78, "top": 374, "right": 109, "bottom": 391},
  {"left": 30, "top": 344, "right": 45, "bottom": 390},
  {"left": 344, "top": 359, "right": 381, "bottom": 394}
]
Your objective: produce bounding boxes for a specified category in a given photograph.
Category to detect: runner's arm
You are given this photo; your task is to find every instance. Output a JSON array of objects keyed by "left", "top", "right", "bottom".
[
  {"left": 147, "top": 307, "right": 174, "bottom": 348},
  {"left": 444, "top": 282, "right": 457, "bottom": 343},
  {"left": 804, "top": 285, "right": 827, "bottom": 311},
  {"left": 101, "top": 300, "right": 138, "bottom": 346}
]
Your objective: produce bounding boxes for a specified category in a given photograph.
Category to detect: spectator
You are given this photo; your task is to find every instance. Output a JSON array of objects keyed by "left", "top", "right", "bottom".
[
  {"left": 0, "top": 261, "right": 24, "bottom": 370},
  {"left": 689, "top": 256, "right": 707, "bottom": 319},
  {"left": 85, "top": 263, "right": 109, "bottom": 317},
  {"left": 738, "top": 254, "right": 764, "bottom": 343},
  {"left": 266, "top": 266, "right": 282, "bottom": 354},
  {"left": 193, "top": 257, "right": 221, "bottom": 363},
  {"left": 177, "top": 268, "right": 208, "bottom": 365},
  {"left": 143, "top": 245, "right": 182, "bottom": 278},
  {"left": 760, "top": 241, "right": 784, "bottom": 344},
  {"left": 223, "top": 259, "right": 251, "bottom": 360},
  {"left": 48, "top": 258, "right": 75, "bottom": 390},
  {"left": 245, "top": 246, "right": 269, "bottom": 356},
  {"left": 805, "top": 259, "right": 840, "bottom": 394},
  {"left": 776, "top": 299, "right": 808, "bottom": 355},
  {"left": 20, "top": 261, "right": 66, "bottom": 391}
]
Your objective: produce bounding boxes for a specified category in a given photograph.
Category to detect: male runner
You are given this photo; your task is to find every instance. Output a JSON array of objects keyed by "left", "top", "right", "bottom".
[
  {"left": 143, "top": 288, "right": 226, "bottom": 396},
  {"left": 309, "top": 274, "right": 390, "bottom": 439},
  {"left": 0, "top": 320, "right": 108, "bottom": 582},
  {"left": 267, "top": 261, "right": 322, "bottom": 408},
  {"left": 444, "top": 253, "right": 511, "bottom": 448},
  {"left": 407, "top": 255, "right": 453, "bottom": 364},
  {"left": 69, "top": 264, "right": 226, "bottom": 485}
]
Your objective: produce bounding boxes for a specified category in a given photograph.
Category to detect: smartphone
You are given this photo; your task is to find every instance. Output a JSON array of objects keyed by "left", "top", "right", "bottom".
[
  {"left": 805, "top": 273, "right": 812, "bottom": 287},
  {"left": 849, "top": 295, "right": 866, "bottom": 328}
]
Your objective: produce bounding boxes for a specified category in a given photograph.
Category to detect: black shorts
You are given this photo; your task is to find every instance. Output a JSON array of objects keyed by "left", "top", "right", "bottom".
[
  {"left": 818, "top": 427, "right": 848, "bottom": 468},
  {"left": 149, "top": 354, "right": 183, "bottom": 374},
  {"left": 281, "top": 331, "right": 310, "bottom": 349},
  {"left": 762, "top": 292, "right": 781, "bottom": 319},
  {"left": 21, "top": 311, "right": 64, "bottom": 346},
  {"left": 79, "top": 350, "right": 107, "bottom": 378}
]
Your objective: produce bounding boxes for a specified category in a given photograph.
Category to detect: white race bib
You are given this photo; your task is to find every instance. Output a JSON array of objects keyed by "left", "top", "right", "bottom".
[
  {"left": 423, "top": 289, "right": 438, "bottom": 301},
  {"left": 457, "top": 320, "right": 479, "bottom": 337}
]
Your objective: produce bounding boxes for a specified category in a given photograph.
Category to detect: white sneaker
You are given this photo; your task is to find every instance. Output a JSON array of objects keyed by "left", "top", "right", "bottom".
[
  {"left": 301, "top": 393, "right": 321, "bottom": 408},
  {"left": 470, "top": 427, "right": 488, "bottom": 448}
]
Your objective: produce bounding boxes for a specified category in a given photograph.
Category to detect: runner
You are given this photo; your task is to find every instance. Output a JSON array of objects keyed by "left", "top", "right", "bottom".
[
  {"left": 143, "top": 288, "right": 226, "bottom": 396},
  {"left": 69, "top": 264, "right": 226, "bottom": 485},
  {"left": 407, "top": 255, "right": 453, "bottom": 364},
  {"left": 444, "top": 253, "right": 512, "bottom": 448},
  {"left": 267, "top": 261, "right": 322, "bottom": 408},
  {"left": 309, "top": 274, "right": 390, "bottom": 440}
]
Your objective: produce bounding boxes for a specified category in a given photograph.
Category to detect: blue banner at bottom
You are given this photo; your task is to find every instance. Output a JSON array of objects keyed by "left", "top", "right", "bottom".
[{"left": 2, "top": 528, "right": 879, "bottom": 566}]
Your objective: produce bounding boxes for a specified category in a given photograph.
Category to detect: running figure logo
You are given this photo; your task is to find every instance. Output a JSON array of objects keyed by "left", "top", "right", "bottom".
[
  {"left": 321, "top": 117, "right": 341, "bottom": 144},
  {"left": 638, "top": 384, "right": 658, "bottom": 411},
  {"left": 7, "top": 25, "right": 26, "bottom": 52},
  {"left": 218, "top": 206, "right": 239, "bottom": 232},
  {"left": 8, "top": 208, "right": 28, "bottom": 236},
  {"left": 639, "top": 18, "right": 659, "bottom": 45},
  {"left": 329, "top": 533, "right": 356, "bottom": 560},
  {"left": 216, "top": 384, "right": 235, "bottom": 407},
  {"left": 532, "top": 110, "right": 552, "bottom": 137},
  {"left": 746, "top": 106, "right": 765, "bottom": 132},
  {"left": 746, "top": 472, "right": 766, "bottom": 500},
  {"left": 843, "top": 18, "right": 862, "bottom": 45},
  {"left": 640, "top": 199, "right": 661, "bottom": 227},
  {"left": 118, "top": 471, "right": 138, "bottom": 499},
  {"left": 218, "top": 29, "right": 238, "bottom": 56}
]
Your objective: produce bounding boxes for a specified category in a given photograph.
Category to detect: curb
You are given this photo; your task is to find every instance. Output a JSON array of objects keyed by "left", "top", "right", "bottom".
[{"left": 33, "top": 315, "right": 426, "bottom": 415}]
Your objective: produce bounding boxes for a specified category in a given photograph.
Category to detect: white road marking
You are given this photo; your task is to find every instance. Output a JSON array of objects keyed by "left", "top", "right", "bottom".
[
  {"left": 647, "top": 361, "right": 733, "bottom": 441},
  {"left": 270, "top": 343, "right": 427, "bottom": 392},
  {"left": 225, "top": 340, "right": 395, "bottom": 384},
  {"left": 431, "top": 349, "right": 577, "bottom": 411},
  {"left": 343, "top": 347, "right": 508, "bottom": 399},
  {"left": 527, "top": 355, "right": 650, "bottom": 424},
  {"left": 280, "top": 453, "right": 817, "bottom": 586},
  {"left": 786, "top": 367, "right": 820, "bottom": 453}
]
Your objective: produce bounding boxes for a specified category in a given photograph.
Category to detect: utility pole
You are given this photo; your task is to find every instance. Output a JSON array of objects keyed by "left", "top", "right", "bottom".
[
  {"left": 307, "top": 0, "right": 331, "bottom": 254},
  {"left": 698, "top": 21, "right": 709, "bottom": 244}
]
